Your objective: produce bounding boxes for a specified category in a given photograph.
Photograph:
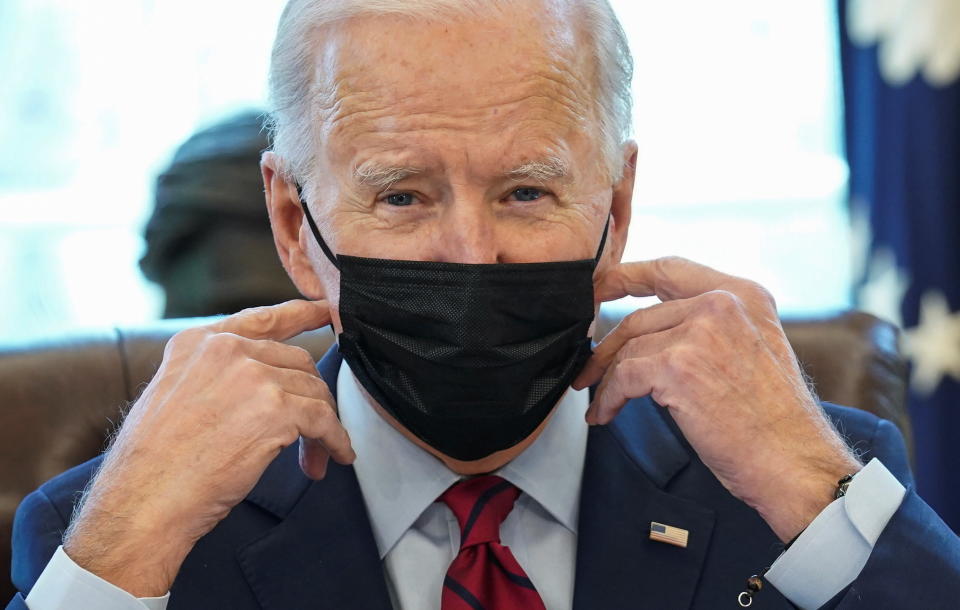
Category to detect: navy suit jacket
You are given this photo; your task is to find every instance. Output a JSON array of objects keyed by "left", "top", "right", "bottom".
[{"left": 8, "top": 346, "right": 960, "bottom": 609}]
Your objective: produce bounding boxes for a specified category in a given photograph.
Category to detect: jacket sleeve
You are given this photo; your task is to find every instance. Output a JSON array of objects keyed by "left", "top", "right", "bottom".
[
  {"left": 7, "top": 488, "right": 70, "bottom": 609},
  {"left": 825, "top": 418, "right": 960, "bottom": 608}
]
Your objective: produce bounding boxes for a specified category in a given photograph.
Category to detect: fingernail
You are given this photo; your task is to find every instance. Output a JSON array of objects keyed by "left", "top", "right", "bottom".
[{"left": 573, "top": 370, "right": 593, "bottom": 390}]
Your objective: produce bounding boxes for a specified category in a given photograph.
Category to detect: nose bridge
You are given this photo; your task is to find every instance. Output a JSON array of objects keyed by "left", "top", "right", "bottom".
[{"left": 436, "top": 192, "right": 498, "bottom": 264}]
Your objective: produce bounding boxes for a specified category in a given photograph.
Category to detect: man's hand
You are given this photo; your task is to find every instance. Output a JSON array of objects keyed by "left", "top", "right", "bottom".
[
  {"left": 63, "top": 300, "right": 354, "bottom": 597},
  {"left": 573, "top": 257, "right": 862, "bottom": 542}
]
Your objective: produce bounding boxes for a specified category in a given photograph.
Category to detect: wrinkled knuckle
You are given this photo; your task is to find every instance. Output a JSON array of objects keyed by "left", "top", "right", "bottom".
[
  {"left": 609, "top": 355, "right": 638, "bottom": 385},
  {"left": 262, "top": 383, "right": 286, "bottom": 409},
  {"left": 165, "top": 327, "right": 202, "bottom": 354},
  {"left": 623, "top": 309, "right": 645, "bottom": 334},
  {"left": 279, "top": 423, "right": 300, "bottom": 447},
  {"left": 619, "top": 356, "right": 647, "bottom": 382},
  {"left": 750, "top": 282, "right": 777, "bottom": 311},
  {"left": 652, "top": 256, "right": 690, "bottom": 297},
  {"left": 293, "top": 346, "right": 316, "bottom": 371},
  {"left": 659, "top": 255, "right": 688, "bottom": 268},
  {"left": 299, "top": 403, "right": 330, "bottom": 439},
  {"left": 601, "top": 356, "right": 620, "bottom": 380},
  {"left": 621, "top": 336, "right": 645, "bottom": 359},
  {"left": 300, "top": 372, "right": 325, "bottom": 395},
  {"left": 703, "top": 289, "right": 741, "bottom": 316},
  {"left": 688, "top": 313, "right": 715, "bottom": 340},
  {"left": 205, "top": 332, "right": 241, "bottom": 358},
  {"left": 242, "top": 307, "right": 276, "bottom": 334},
  {"left": 607, "top": 345, "right": 631, "bottom": 374},
  {"left": 242, "top": 359, "right": 270, "bottom": 385},
  {"left": 655, "top": 255, "right": 688, "bottom": 277},
  {"left": 653, "top": 256, "right": 676, "bottom": 282},
  {"left": 289, "top": 299, "right": 313, "bottom": 316},
  {"left": 663, "top": 347, "right": 692, "bottom": 379},
  {"left": 320, "top": 398, "right": 339, "bottom": 420},
  {"left": 315, "top": 408, "right": 337, "bottom": 438},
  {"left": 246, "top": 384, "right": 279, "bottom": 424}
]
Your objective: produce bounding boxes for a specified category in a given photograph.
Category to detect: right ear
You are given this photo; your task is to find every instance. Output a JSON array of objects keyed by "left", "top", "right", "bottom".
[{"left": 261, "top": 152, "right": 326, "bottom": 300}]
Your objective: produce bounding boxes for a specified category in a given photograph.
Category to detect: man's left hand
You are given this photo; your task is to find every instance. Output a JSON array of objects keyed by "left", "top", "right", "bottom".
[{"left": 572, "top": 256, "right": 862, "bottom": 542}]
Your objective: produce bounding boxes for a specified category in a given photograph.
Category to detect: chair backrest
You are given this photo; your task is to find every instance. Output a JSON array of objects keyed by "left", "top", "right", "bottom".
[{"left": 0, "top": 306, "right": 908, "bottom": 599}]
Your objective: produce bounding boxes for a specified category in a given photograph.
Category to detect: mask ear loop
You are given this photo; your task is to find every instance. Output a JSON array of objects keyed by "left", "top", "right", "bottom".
[
  {"left": 296, "top": 184, "right": 341, "bottom": 271},
  {"left": 593, "top": 211, "right": 612, "bottom": 267}
]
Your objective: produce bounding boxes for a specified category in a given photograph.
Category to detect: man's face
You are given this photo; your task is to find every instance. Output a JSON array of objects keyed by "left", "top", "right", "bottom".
[
  {"left": 275, "top": 1, "right": 635, "bottom": 331},
  {"left": 263, "top": 0, "right": 637, "bottom": 471}
]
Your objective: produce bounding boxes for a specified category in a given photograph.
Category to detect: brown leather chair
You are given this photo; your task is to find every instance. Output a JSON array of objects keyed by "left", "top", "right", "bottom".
[{"left": 0, "top": 307, "right": 909, "bottom": 600}]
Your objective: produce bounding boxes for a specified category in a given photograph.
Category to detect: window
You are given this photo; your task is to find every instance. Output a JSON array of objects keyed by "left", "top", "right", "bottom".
[
  {"left": 0, "top": 1, "right": 286, "bottom": 341},
  {"left": 0, "top": 0, "right": 848, "bottom": 342},
  {"left": 610, "top": 0, "right": 850, "bottom": 314}
]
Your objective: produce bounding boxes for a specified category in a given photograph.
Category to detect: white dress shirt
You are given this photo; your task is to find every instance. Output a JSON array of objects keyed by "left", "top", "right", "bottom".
[
  {"left": 337, "top": 362, "right": 588, "bottom": 610},
  {"left": 25, "top": 361, "right": 907, "bottom": 610}
]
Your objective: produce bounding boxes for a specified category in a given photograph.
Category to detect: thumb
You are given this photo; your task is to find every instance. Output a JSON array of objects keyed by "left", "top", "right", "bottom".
[
  {"left": 594, "top": 264, "right": 656, "bottom": 303},
  {"left": 298, "top": 436, "right": 332, "bottom": 480}
]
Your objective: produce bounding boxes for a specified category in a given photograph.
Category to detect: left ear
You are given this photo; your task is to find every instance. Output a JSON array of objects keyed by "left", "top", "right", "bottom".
[
  {"left": 261, "top": 151, "right": 326, "bottom": 300},
  {"left": 605, "top": 140, "right": 638, "bottom": 266}
]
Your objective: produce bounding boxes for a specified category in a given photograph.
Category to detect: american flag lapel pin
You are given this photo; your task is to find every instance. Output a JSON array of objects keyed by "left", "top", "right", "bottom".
[{"left": 649, "top": 521, "right": 689, "bottom": 548}]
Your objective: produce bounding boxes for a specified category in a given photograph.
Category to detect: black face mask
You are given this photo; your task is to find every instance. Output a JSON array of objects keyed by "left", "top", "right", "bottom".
[{"left": 299, "top": 191, "right": 605, "bottom": 460}]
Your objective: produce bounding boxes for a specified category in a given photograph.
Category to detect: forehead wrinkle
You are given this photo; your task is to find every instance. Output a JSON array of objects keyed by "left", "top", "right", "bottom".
[
  {"left": 528, "top": 64, "right": 595, "bottom": 124},
  {"left": 309, "top": 4, "right": 605, "bottom": 153},
  {"left": 326, "top": 95, "right": 587, "bottom": 157},
  {"left": 322, "top": 58, "right": 594, "bottom": 135}
]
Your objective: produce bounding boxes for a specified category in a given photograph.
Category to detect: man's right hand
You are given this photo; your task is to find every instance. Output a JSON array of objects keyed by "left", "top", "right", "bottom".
[{"left": 62, "top": 300, "right": 354, "bottom": 597}]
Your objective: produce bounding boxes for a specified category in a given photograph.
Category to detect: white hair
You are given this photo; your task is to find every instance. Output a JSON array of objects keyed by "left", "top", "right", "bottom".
[{"left": 266, "top": 0, "right": 633, "bottom": 186}]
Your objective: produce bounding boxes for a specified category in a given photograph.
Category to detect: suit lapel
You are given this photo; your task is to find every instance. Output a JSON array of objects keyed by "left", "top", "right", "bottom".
[
  {"left": 235, "top": 344, "right": 393, "bottom": 610},
  {"left": 573, "top": 396, "right": 716, "bottom": 610}
]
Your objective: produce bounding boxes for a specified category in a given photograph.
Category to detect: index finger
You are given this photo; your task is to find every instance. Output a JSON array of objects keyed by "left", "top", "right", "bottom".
[
  {"left": 596, "top": 257, "right": 741, "bottom": 303},
  {"left": 211, "top": 299, "right": 332, "bottom": 341}
]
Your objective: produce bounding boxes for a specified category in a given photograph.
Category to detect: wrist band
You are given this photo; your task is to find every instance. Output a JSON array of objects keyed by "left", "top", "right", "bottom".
[
  {"left": 835, "top": 474, "right": 854, "bottom": 499},
  {"left": 736, "top": 472, "right": 857, "bottom": 607}
]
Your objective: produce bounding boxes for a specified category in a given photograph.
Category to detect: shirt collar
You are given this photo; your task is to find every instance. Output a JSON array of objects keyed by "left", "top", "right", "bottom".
[
  {"left": 497, "top": 383, "right": 588, "bottom": 535},
  {"left": 336, "top": 362, "right": 589, "bottom": 559}
]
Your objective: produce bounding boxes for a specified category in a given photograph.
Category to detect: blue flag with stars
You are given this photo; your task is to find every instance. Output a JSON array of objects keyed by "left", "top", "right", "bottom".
[{"left": 839, "top": 0, "right": 960, "bottom": 532}]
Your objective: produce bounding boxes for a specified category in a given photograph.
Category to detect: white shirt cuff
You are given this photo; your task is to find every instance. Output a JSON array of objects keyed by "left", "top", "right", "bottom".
[
  {"left": 766, "top": 458, "right": 906, "bottom": 610},
  {"left": 25, "top": 546, "right": 169, "bottom": 610}
]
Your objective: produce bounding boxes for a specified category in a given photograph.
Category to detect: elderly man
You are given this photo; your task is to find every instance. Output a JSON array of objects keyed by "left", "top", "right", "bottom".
[{"left": 9, "top": 0, "right": 960, "bottom": 609}]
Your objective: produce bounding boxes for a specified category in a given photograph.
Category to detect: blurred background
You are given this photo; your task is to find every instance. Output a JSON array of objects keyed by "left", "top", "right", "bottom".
[{"left": 0, "top": 1, "right": 956, "bottom": 526}]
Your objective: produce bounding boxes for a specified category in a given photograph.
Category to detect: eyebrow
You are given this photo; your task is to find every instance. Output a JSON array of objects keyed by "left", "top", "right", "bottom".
[
  {"left": 351, "top": 155, "right": 570, "bottom": 189},
  {"left": 504, "top": 156, "right": 570, "bottom": 184},
  {"left": 352, "top": 161, "right": 422, "bottom": 190}
]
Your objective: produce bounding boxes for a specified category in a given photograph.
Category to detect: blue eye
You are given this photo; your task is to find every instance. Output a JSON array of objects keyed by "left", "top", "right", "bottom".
[
  {"left": 512, "top": 187, "right": 544, "bottom": 202},
  {"left": 385, "top": 193, "right": 415, "bottom": 206}
]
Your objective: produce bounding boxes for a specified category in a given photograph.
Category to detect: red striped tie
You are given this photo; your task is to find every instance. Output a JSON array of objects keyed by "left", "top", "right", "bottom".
[{"left": 439, "top": 475, "right": 547, "bottom": 610}]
